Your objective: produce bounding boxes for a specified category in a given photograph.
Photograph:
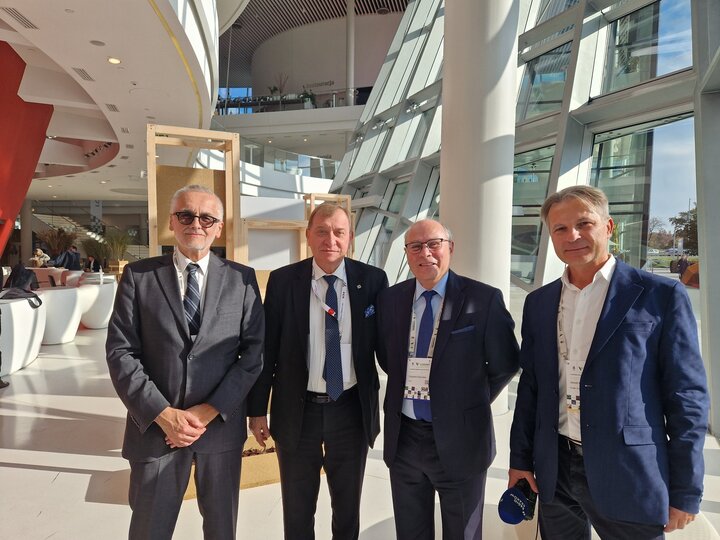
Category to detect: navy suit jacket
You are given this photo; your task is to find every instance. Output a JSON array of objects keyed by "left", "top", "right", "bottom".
[
  {"left": 246, "top": 257, "right": 388, "bottom": 450},
  {"left": 510, "top": 259, "right": 709, "bottom": 525},
  {"left": 377, "top": 270, "right": 519, "bottom": 480}
]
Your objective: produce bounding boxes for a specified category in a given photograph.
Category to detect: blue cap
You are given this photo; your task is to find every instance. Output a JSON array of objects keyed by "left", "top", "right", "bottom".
[{"left": 498, "top": 486, "right": 532, "bottom": 524}]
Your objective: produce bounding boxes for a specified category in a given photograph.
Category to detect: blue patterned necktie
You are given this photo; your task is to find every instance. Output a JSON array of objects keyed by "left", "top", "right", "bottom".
[
  {"left": 414, "top": 289, "right": 437, "bottom": 421},
  {"left": 184, "top": 263, "right": 202, "bottom": 335},
  {"left": 323, "top": 275, "right": 343, "bottom": 400}
]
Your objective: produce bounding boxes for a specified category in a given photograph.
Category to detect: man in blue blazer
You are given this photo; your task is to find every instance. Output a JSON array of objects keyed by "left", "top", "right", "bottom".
[
  {"left": 509, "top": 185, "right": 709, "bottom": 538},
  {"left": 377, "top": 219, "right": 519, "bottom": 539}
]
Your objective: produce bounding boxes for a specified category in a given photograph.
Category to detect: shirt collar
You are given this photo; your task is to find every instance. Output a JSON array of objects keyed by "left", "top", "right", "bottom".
[
  {"left": 561, "top": 255, "right": 616, "bottom": 291},
  {"left": 174, "top": 248, "right": 211, "bottom": 275},
  {"left": 414, "top": 271, "right": 449, "bottom": 302},
  {"left": 312, "top": 258, "right": 347, "bottom": 284}
]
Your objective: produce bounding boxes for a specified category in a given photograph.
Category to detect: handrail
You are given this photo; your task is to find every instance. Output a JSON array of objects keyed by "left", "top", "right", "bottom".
[{"left": 215, "top": 86, "right": 369, "bottom": 115}]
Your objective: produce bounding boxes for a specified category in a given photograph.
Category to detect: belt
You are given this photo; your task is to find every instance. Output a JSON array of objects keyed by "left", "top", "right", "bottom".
[
  {"left": 560, "top": 435, "right": 584, "bottom": 456},
  {"left": 306, "top": 386, "right": 357, "bottom": 404}
]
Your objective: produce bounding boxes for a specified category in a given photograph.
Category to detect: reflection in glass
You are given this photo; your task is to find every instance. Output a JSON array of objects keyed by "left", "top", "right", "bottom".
[
  {"left": 368, "top": 182, "right": 409, "bottom": 267},
  {"left": 517, "top": 42, "right": 572, "bottom": 122},
  {"left": 590, "top": 115, "right": 697, "bottom": 282},
  {"left": 512, "top": 146, "right": 554, "bottom": 284},
  {"left": 535, "top": 0, "right": 580, "bottom": 25},
  {"left": 600, "top": 0, "right": 691, "bottom": 95}
]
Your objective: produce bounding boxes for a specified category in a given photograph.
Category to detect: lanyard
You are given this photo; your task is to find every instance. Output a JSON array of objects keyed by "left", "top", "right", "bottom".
[
  {"left": 408, "top": 294, "right": 443, "bottom": 358},
  {"left": 311, "top": 277, "right": 347, "bottom": 325}
]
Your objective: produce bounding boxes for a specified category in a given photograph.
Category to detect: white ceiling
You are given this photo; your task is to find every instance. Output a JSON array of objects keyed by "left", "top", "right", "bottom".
[{"left": 0, "top": 0, "right": 213, "bottom": 202}]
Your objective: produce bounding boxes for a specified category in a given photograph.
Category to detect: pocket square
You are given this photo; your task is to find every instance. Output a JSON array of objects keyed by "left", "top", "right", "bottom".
[
  {"left": 451, "top": 325, "right": 475, "bottom": 335},
  {"left": 364, "top": 305, "right": 376, "bottom": 318}
]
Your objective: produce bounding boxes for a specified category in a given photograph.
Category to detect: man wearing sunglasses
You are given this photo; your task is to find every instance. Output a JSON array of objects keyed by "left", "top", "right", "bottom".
[
  {"left": 106, "top": 184, "right": 264, "bottom": 540},
  {"left": 376, "top": 219, "right": 519, "bottom": 539}
]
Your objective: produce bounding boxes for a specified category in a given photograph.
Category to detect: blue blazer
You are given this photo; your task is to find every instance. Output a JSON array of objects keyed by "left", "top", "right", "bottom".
[
  {"left": 510, "top": 259, "right": 708, "bottom": 525},
  {"left": 377, "top": 270, "right": 519, "bottom": 480}
]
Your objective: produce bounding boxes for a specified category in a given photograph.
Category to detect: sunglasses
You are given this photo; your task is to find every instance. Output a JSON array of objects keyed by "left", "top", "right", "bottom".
[{"left": 173, "top": 211, "right": 221, "bottom": 228}]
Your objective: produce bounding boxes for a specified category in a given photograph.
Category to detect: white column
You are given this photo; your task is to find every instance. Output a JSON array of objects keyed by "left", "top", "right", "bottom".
[
  {"left": 346, "top": 0, "right": 355, "bottom": 106},
  {"left": 440, "top": 0, "right": 519, "bottom": 413},
  {"left": 21, "top": 199, "right": 33, "bottom": 265}
]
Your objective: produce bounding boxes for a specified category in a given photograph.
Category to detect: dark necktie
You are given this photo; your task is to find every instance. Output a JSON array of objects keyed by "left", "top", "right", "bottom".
[
  {"left": 184, "top": 263, "right": 202, "bottom": 335},
  {"left": 414, "top": 289, "right": 437, "bottom": 421},
  {"left": 322, "top": 275, "right": 343, "bottom": 400}
]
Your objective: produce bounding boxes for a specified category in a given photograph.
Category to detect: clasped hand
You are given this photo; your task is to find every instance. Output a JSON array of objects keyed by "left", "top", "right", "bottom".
[{"left": 155, "top": 404, "right": 219, "bottom": 448}]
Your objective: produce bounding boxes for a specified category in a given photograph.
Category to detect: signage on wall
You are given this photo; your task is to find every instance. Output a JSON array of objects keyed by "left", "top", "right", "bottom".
[{"left": 304, "top": 80, "right": 335, "bottom": 89}]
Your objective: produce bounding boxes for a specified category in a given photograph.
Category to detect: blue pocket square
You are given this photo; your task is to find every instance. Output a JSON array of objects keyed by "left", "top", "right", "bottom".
[
  {"left": 364, "top": 305, "right": 376, "bottom": 318},
  {"left": 451, "top": 325, "right": 475, "bottom": 335}
]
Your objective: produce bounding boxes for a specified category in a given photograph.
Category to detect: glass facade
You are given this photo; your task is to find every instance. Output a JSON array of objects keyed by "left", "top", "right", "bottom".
[{"left": 599, "top": 0, "right": 692, "bottom": 96}]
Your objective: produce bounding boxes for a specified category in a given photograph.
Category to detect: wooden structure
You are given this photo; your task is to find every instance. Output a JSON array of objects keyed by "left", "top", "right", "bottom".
[{"left": 146, "top": 124, "right": 241, "bottom": 260}]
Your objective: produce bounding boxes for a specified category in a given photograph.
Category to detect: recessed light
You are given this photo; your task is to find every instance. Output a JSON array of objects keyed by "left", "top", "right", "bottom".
[
  {"left": 303, "top": 138, "right": 308, "bottom": 142},
  {"left": 100, "top": 180, "right": 108, "bottom": 184},
  {"left": 52, "top": 195, "right": 57, "bottom": 198},
  {"left": 90, "top": 40, "right": 106, "bottom": 47},
  {"left": 268, "top": 140, "right": 272, "bottom": 144},
  {"left": 108, "top": 57, "right": 122, "bottom": 65}
]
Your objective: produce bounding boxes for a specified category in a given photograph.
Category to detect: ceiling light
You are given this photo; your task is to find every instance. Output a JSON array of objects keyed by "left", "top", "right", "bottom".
[
  {"left": 303, "top": 137, "right": 308, "bottom": 142},
  {"left": 47, "top": 185, "right": 53, "bottom": 188},
  {"left": 268, "top": 140, "right": 272, "bottom": 144},
  {"left": 52, "top": 195, "right": 57, "bottom": 198},
  {"left": 108, "top": 57, "right": 122, "bottom": 65},
  {"left": 100, "top": 180, "right": 108, "bottom": 184},
  {"left": 90, "top": 40, "right": 105, "bottom": 47}
]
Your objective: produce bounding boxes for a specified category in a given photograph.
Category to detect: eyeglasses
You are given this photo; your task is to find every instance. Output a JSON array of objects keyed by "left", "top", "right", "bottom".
[
  {"left": 404, "top": 238, "right": 451, "bottom": 254},
  {"left": 173, "top": 211, "right": 221, "bottom": 228}
]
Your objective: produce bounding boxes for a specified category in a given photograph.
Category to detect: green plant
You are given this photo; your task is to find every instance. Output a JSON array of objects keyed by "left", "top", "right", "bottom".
[
  {"left": 37, "top": 227, "right": 77, "bottom": 257},
  {"left": 300, "top": 86, "right": 316, "bottom": 107},
  {"left": 268, "top": 85, "right": 279, "bottom": 96},
  {"left": 80, "top": 237, "right": 111, "bottom": 262},
  {"left": 104, "top": 229, "right": 133, "bottom": 260}
]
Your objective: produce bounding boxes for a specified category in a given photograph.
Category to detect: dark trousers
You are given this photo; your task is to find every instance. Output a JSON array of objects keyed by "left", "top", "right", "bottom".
[
  {"left": 276, "top": 387, "right": 368, "bottom": 540},
  {"left": 128, "top": 446, "right": 242, "bottom": 540},
  {"left": 389, "top": 416, "right": 487, "bottom": 540},
  {"left": 539, "top": 436, "right": 664, "bottom": 540}
]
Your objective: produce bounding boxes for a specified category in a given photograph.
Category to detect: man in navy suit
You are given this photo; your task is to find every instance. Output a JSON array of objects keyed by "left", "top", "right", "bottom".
[
  {"left": 377, "top": 219, "right": 519, "bottom": 539},
  {"left": 509, "top": 185, "right": 709, "bottom": 538},
  {"left": 247, "top": 204, "right": 388, "bottom": 539}
]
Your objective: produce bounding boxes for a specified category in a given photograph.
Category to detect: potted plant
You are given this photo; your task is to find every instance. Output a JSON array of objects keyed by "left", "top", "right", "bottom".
[
  {"left": 36, "top": 227, "right": 78, "bottom": 265},
  {"left": 104, "top": 229, "right": 132, "bottom": 275},
  {"left": 300, "top": 86, "right": 316, "bottom": 109},
  {"left": 80, "top": 237, "right": 111, "bottom": 270},
  {"left": 268, "top": 85, "right": 279, "bottom": 100}
]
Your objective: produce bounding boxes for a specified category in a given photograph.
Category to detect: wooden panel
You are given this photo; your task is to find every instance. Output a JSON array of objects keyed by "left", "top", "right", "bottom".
[{"left": 156, "top": 166, "right": 227, "bottom": 247}]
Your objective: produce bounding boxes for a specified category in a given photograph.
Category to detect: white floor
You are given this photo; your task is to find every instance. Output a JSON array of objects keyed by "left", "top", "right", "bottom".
[{"left": 1, "top": 327, "right": 720, "bottom": 539}]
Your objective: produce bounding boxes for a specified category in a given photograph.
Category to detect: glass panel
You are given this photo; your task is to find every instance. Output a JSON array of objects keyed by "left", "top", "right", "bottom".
[
  {"left": 600, "top": 0, "right": 692, "bottom": 95},
  {"left": 367, "top": 182, "right": 409, "bottom": 267},
  {"left": 536, "top": 0, "right": 580, "bottom": 25},
  {"left": 512, "top": 146, "right": 555, "bottom": 284},
  {"left": 590, "top": 116, "right": 697, "bottom": 289},
  {"left": 516, "top": 42, "right": 572, "bottom": 122}
]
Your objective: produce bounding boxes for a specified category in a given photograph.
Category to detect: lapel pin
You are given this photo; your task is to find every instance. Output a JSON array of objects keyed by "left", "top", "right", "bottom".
[{"left": 357, "top": 284, "right": 362, "bottom": 289}]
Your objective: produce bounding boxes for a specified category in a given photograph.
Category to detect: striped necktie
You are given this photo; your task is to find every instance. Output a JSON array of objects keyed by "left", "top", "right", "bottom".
[{"left": 184, "top": 263, "right": 202, "bottom": 335}]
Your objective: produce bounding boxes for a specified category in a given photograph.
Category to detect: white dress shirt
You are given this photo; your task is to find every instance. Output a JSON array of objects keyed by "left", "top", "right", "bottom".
[
  {"left": 307, "top": 259, "right": 356, "bottom": 393},
  {"left": 401, "top": 272, "right": 448, "bottom": 419},
  {"left": 173, "top": 249, "right": 210, "bottom": 312},
  {"left": 557, "top": 256, "right": 616, "bottom": 442}
]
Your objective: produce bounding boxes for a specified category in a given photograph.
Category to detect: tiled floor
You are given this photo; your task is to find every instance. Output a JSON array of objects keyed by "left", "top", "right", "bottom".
[{"left": 1, "top": 324, "right": 719, "bottom": 539}]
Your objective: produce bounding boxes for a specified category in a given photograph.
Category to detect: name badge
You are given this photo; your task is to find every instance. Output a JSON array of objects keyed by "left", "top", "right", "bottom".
[{"left": 404, "top": 357, "right": 431, "bottom": 400}]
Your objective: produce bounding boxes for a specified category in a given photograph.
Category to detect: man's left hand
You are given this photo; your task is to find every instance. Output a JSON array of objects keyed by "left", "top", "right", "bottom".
[{"left": 664, "top": 506, "right": 696, "bottom": 532}]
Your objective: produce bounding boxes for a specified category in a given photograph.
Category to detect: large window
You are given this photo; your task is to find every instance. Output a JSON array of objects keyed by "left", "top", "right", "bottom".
[
  {"left": 512, "top": 146, "right": 555, "bottom": 284},
  {"left": 517, "top": 42, "right": 572, "bottom": 122},
  {"left": 590, "top": 115, "right": 696, "bottom": 277},
  {"left": 599, "top": 0, "right": 692, "bottom": 95}
]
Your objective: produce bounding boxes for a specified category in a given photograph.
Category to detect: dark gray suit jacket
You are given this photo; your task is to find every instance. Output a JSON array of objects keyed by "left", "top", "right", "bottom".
[
  {"left": 106, "top": 252, "right": 264, "bottom": 461},
  {"left": 377, "top": 270, "right": 519, "bottom": 480}
]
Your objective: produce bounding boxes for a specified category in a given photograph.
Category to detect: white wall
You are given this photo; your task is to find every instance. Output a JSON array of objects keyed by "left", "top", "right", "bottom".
[{"left": 251, "top": 13, "right": 403, "bottom": 97}]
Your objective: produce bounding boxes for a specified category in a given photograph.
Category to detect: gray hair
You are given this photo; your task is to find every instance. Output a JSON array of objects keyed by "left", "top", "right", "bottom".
[
  {"left": 170, "top": 184, "right": 224, "bottom": 220},
  {"left": 404, "top": 219, "right": 453, "bottom": 242},
  {"left": 540, "top": 185, "right": 610, "bottom": 225}
]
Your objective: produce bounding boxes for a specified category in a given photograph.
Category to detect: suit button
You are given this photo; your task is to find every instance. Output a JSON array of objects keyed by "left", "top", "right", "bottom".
[
  {"left": 188, "top": 354, "right": 194, "bottom": 361},
  {"left": 584, "top": 384, "right": 593, "bottom": 388}
]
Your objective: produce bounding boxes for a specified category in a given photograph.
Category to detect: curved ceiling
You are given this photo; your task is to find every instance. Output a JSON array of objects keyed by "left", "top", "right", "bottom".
[{"left": 219, "top": 0, "right": 407, "bottom": 87}]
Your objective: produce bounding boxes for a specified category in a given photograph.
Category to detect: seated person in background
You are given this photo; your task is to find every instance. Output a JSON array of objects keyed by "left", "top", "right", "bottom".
[
  {"left": 29, "top": 248, "right": 50, "bottom": 268},
  {"left": 67, "top": 246, "right": 82, "bottom": 270},
  {"left": 84, "top": 255, "right": 101, "bottom": 272}
]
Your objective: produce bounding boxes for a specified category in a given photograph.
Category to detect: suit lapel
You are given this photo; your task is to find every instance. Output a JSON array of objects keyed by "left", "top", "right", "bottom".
[
  {"left": 154, "top": 254, "right": 187, "bottom": 335},
  {"left": 585, "top": 261, "right": 643, "bottom": 368},
  {"left": 293, "top": 258, "right": 313, "bottom": 352},
  {"left": 194, "top": 253, "right": 226, "bottom": 345},
  {"left": 432, "top": 270, "right": 466, "bottom": 366},
  {"left": 537, "top": 280, "right": 562, "bottom": 375},
  {"left": 345, "top": 259, "right": 367, "bottom": 359},
  {"left": 395, "top": 280, "right": 415, "bottom": 381}
]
